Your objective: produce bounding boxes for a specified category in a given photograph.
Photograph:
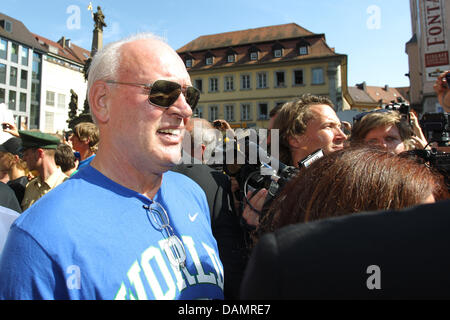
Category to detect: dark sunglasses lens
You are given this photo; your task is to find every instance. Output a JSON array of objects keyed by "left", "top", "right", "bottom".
[
  {"left": 185, "top": 87, "right": 200, "bottom": 108},
  {"left": 149, "top": 80, "right": 181, "bottom": 107}
]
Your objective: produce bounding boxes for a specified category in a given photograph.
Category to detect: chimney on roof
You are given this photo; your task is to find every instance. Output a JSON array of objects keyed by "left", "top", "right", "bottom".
[
  {"left": 356, "top": 81, "right": 367, "bottom": 91},
  {"left": 384, "top": 84, "right": 389, "bottom": 91},
  {"left": 58, "top": 36, "right": 71, "bottom": 49},
  {"left": 59, "top": 36, "right": 66, "bottom": 48}
]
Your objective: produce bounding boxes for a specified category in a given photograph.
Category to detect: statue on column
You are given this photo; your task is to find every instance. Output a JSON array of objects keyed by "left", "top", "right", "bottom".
[{"left": 93, "top": 6, "right": 106, "bottom": 32}]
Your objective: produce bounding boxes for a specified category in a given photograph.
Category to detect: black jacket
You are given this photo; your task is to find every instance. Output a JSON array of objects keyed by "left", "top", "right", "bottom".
[{"left": 240, "top": 200, "right": 450, "bottom": 300}]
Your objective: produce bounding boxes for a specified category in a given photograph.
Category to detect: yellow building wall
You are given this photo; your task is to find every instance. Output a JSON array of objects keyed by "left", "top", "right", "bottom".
[{"left": 190, "top": 60, "right": 341, "bottom": 128}]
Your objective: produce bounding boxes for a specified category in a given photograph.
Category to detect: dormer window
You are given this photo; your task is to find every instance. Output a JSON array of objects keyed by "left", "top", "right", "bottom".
[
  {"left": 296, "top": 40, "right": 310, "bottom": 56},
  {"left": 205, "top": 51, "right": 215, "bottom": 65},
  {"left": 272, "top": 42, "right": 284, "bottom": 58},
  {"left": 226, "top": 48, "right": 237, "bottom": 63},
  {"left": 299, "top": 46, "right": 308, "bottom": 55},
  {"left": 248, "top": 45, "right": 260, "bottom": 61},
  {"left": 186, "top": 59, "right": 192, "bottom": 67},
  {"left": 0, "top": 20, "right": 12, "bottom": 33}
]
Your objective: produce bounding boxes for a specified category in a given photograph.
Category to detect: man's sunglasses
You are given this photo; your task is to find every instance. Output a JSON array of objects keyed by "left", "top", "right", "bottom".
[{"left": 105, "top": 80, "right": 200, "bottom": 109}]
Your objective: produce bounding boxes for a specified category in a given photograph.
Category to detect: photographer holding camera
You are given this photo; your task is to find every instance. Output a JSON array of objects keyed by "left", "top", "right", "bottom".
[
  {"left": 241, "top": 94, "right": 347, "bottom": 228},
  {"left": 434, "top": 70, "right": 450, "bottom": 110},
  {"left": 349, "top": 109, "right": 427, "bottom": 154}
]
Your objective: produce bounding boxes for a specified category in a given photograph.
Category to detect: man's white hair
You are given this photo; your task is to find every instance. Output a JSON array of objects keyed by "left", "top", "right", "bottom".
[{"left": 86, "top": 33, "right": 166, "bottom": 123}]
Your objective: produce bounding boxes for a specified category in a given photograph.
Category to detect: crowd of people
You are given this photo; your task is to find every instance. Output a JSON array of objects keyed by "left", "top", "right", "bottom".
[{"left": 0, "top": 31, "right": 448, "bottom": 300}]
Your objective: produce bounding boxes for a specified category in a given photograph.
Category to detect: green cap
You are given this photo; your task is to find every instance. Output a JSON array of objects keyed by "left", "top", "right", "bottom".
[{"left": 18, "top": 130, "right": 60, "bottom": 150}]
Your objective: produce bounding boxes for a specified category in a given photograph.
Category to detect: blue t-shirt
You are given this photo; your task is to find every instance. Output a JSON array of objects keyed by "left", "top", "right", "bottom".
[{"left": 0, "top": 166, "right": 224, "bottom": 300}]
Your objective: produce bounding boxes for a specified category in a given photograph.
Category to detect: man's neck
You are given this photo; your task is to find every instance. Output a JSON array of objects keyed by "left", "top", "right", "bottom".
[
  {"left": 39, "top": 159, "right": 59, "bottom": 182},
  {"left": 91, "top": 149, "right": 163, "bottom": 199}
]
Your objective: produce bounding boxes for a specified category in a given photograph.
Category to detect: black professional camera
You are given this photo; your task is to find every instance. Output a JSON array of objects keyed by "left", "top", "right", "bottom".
[
  {"left": 401, "top": 148, "right": 450, "bottom": 191},
  {"left": 419, "top": 112, "right": 450, "bottom": 147},
  {"left": 385, "top": 98, "right": 411, "bottom": 123},
  {"left": 222, "top": 130, "right": 323, "bottom": 216}
]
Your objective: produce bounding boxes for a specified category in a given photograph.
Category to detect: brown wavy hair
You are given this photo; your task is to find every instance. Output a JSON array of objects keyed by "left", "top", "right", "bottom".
[{"left": 256, "top": 146, "right": 448, "bottom": 241}]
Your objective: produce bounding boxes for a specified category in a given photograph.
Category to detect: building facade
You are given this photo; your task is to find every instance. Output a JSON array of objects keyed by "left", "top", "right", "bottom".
[
  {"left": 34, "top": 34, "right": 89, "bottom": 133},
  {"left": 0, "top": 12, "right": 89, "bottom": 133},
  {"left": 177, "top": 23, "right": 349, "bottom": 128},
  {"left": 0, "top": 13, "right": 46, "bottom": 130},
  {"left": 406, "top": 0, "right": 449, "bottom": 113}
]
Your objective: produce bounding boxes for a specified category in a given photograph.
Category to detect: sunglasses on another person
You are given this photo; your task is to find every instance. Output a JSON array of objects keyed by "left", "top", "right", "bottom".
[
  {"left": 353, "top": 108, "right": 391, "bottom": 123},
  {"left": 106, "top": 80, "right": 200, "bottom": 109}
]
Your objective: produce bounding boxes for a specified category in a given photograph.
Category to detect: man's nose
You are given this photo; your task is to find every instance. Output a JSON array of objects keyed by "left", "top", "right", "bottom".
[{"left": 168, "top": 93, "right": 193, "bottom": 118}]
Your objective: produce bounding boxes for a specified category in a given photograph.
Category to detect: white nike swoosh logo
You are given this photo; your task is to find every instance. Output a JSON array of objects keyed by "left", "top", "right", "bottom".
[{"left": 189, "top": 212, "right": 199, "bottom": 222}]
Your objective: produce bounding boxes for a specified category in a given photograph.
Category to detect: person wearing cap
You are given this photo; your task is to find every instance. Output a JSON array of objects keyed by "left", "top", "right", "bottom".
[
  {"left": 0, "top": 137, "right": 29, "bottom": 204},
  {"left": 19, "top": 130, "right": 68, "bottom": 211}
]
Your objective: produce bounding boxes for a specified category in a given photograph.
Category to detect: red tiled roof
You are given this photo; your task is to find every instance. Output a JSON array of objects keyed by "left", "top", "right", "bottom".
[
  {"left": 178, "top": 23, "right": 342, "bottom": 71},
  {"left": 33, "top": 33, "right": 90, "bottom": 65},
  {"left": 177, "top": 23, "right": 315, "bottom": 52},
  {"left": 365, "top": 86, "right": 409, "bottom": 105}
]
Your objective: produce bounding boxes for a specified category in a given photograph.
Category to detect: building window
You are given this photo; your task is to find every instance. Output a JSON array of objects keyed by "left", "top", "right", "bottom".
[
  {"left": 45, "top": 112, "right": 54, "bottom": 133},
  {"left": 241, "top": 74, "right": 251, "bottom": 90},
  {"left": 9, "top": 66, "right": 17, "bottom": 86},
  {"left": 195, "top": 106, "right": 203, "bottom": 118},
  {"left": 57, "top": 93, "right": 65, "bottom": 109},
  {"left": 0, "top": 88, "right": 5, "bottom": 104},
  {"left": 11, "top": 43, "right": 18, "bottom": 63},
  {"left": 224, "top": 76, "right": 234, "bottom": 91},
  {"left": 20, "top": 70, "right": 27, "bottom": 89},
  {"left": 274, "top": 49, "right": 283, "bottom": 58},
  {"left": 0, "top": 38, "right": 7, "bottom": 60},
  {"left": 227, "top": 54, "right": 235, "bottom": 63},
  {"left": 257, "top": 72, "right": 267, "bottom": 89},
  {"left": 299, "top": 46, "right": 308, "bottom": 55},
  {"left": 8, "top": 90, "right": 16, "bottom": 110},
  {"left": 209, "top": 78, "right": 218, "bottom": 92},
  {"left": 241, "top": 103, "right": 251, "bottom": 121},
  {"left": 206, "top": 56, "right": 213, "bottom": 65},
  {"left": 46, "top": 91, "right": 55, "bottom": 106},
  {"left": 19, "top": 92, "right": 26, "bottom": 112},
  {"left": 208, "top": 105, "right": 218, "bottom": 121},
  {"left": 185, "top": 59, "right": 192, "bottom": 68},
  {"left": 0, "top": 63, "right": 6, "bottom": 83},
  {"left": 293, "top": 70, "right": 304, "bottom": 85},
  {"left": 224, "top": 105, "right": 235, "bottom": 122},
  {"left": 258, "top": 103, "right": 269, "bottom": 120},
  {"left": 21, "top": 47, "right": 29, "bottom": 66},
  {"left": 194, "top": 79, "right": 203, "bottom": 92},
  {"left": 275, "top": 71, "right": 285, "bottom": 87},
  {"left": 250, "top": 52, "right": 258, "bottom": 61},
  {"left": 312, "top": 67, "right": 324, "bottom": 84}
]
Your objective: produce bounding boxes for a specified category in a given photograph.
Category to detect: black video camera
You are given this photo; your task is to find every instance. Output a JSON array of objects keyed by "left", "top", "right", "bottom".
[
  {"left": 419, "top": 112, "right": 450, "bottom": 147},
  {"left": 222, "top": 130, "right": 323, "bottom": 217},
  {"left": 401, "top": 148, "right": 450, "bottom": 191},
  {"left": 385, "top": 98, "right": 411, "bottom": 124}
]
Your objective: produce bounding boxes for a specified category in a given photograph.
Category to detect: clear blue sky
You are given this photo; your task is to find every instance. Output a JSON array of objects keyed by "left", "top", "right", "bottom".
[{"left": 2, "top": 0, "right": 412, "bottom": 87}]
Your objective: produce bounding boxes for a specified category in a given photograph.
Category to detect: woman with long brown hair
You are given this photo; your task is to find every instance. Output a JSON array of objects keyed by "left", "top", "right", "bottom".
[{"left": 255, "top": 146, "right": 448, "bottom": 242}]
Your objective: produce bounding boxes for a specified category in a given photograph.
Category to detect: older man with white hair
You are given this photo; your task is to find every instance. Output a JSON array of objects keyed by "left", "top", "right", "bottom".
[{"left": 0, "top": 34, "right": 224, "bottom": 300}]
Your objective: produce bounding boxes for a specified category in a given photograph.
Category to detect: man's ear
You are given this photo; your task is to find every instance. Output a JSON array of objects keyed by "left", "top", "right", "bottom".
[
  {"left": 89, "top": 81, "right": 110, "bottom": 123},
  {"left": 288, "top": 134, "right": 304, "bottom": 149}
]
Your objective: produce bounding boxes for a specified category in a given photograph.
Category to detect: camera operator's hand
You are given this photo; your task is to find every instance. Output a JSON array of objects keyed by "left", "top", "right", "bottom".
[
  {"left": 242, "top": 188, "right": 268, "bottom": 227},
  {"left": 433, "top": 70, "right": 450, "bottom": 112},
  {"left": 2, "top": 122, "right": 19, "bottom": 137},
  {"left": 409, "top": 111, "right": 429, "bottom": 149}
]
